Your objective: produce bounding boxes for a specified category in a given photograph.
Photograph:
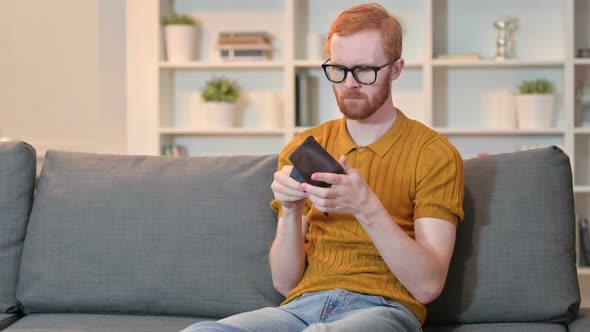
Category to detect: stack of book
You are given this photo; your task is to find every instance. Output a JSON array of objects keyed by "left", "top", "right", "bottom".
[{"left": 217, "top": 32, "right": 273, "bottom": 62}]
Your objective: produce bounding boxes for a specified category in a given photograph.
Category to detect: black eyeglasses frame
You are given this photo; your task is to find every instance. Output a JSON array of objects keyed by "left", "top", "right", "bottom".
[{"left": 321, "top": 58, "right": 397, "bottom": 85}]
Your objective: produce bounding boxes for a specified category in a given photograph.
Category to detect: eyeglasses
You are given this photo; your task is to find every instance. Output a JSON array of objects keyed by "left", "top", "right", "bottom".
[{"left": 321, "top": 58, "right": 396, "bottom": 85}]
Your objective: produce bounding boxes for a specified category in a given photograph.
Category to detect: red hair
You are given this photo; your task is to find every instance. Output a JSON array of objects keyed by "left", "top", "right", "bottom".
[{"left": 324, "top": 3, "right": 403, "bottom": 62}]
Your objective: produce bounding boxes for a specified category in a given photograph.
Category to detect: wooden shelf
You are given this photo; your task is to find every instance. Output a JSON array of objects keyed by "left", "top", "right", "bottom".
[
  {"left": 574, "top": 128, "right": 590, "bottom": 134},
  {"left": 432, "top": 59, "right": 564, "bottom": 68},
  {"left": 575, "top": 186, "right": 590, "bottom": 193},
  {"left": 433, "top": 128, "right": 564, "bottom": 136},
  {"left": 578, "top": 267, "right": 590, "bottom": 276},
  {"left": 295, "top": 127, "right": 564, "bottom": 137},
  {"left": 159, "top": 127, "right": 284, "bottom": 136},
  {"left": 293, "top": 59, "right": 423, "bottom": 69},
  {"left": 575, "top": 58, "right": 590, "bottom": 65},
  {"left": 159, "top": 61, "right": 285, "bottom": 69}
]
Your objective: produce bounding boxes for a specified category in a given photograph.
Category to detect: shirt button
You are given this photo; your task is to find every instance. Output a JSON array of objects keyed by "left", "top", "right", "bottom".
[{"left": 358, "top": 148, "right": 365, "bottom": 153}]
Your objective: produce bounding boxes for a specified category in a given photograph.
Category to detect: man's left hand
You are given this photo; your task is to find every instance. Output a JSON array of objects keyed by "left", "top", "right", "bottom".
[{"left": 300, "top": 155, "right": 379, "bottom": 219}]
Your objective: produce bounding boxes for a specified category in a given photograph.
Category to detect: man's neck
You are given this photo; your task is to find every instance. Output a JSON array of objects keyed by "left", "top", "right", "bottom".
[{"left": 346, "top": 100, "right": 398, "bottom": 147}]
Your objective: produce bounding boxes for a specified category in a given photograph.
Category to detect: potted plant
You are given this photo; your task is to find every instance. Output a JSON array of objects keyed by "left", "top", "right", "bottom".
[
  {"left": 162, "top": 13, "right": 199, "bottom": 62},
  {"left": 201, "top": 77, "right": 240, "bottom": 128},
  {"left": 515, "top": 79, "right": 556, "bottom": 129}
]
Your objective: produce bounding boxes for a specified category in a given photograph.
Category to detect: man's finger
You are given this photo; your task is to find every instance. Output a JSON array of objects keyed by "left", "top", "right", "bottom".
[
  {"left": 276, "top": 192, "right": 307, "bottom": 202},
  {"left": 273, "top": 184, "right": 307, "bottom": 198},
  {"left": 275, "top": 170, "right": 304, "bottom": 189},
  {"left": 280, "top": 165, "right": 293, "bottom": 174},
  {"left": 301, "top": 183, "right": 334, "bottom": 199},
  {"left": 338, "top": 155, "right": 355, "bottom": 174},
  {"left": 310, "top": 172, "right": 342, "bottom": 185},
  {"left": 306, "top": 195, "right": 331, "bottom": 212}
]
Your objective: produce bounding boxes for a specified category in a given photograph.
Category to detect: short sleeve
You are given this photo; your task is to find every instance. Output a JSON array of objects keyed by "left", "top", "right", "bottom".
[{"left": 413, "top": 139, "right": 464, "bottom": 224}]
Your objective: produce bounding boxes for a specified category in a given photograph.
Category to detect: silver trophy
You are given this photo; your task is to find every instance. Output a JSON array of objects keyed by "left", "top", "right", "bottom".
[{"left": 494, "top": 17, "right": 517, "bottom": 60}]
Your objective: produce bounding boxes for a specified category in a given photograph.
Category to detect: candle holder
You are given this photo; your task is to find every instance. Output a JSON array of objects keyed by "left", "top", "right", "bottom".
[{"left": 494, "top": 17, "right": 518, "bottom": 60}]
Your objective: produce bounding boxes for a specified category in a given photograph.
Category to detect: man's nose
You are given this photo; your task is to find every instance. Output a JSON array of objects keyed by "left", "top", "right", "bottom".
[{"left": 342, "top": 72, "right": 360, "bottom": 89}]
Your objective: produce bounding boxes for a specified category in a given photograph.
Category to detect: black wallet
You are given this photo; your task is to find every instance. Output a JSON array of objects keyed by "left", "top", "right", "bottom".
[{"left": 288, "top": 136, "right": 344, "bottom": 188}]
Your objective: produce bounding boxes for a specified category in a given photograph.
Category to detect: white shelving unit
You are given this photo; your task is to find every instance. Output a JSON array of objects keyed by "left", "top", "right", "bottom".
[
  {"left": 127, "top": 0, "right": 590, "bottom": 300},
  {"left": 125, "top": 0, "right": 588, "bottom": 158}
]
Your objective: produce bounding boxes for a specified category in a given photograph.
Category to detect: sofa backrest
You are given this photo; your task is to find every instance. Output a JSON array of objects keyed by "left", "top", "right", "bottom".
[
  {"left": 14, "top": 145, "right": 581, "bottom": 323},
  {"left": 0, "top": 142, "right": 36, "bottom": 313},
  {"left": 427, "top": 146, "right": 580, "bottom": 324},
  {"left": 17, "top": 151, "right": 283, "bottom": 318}
]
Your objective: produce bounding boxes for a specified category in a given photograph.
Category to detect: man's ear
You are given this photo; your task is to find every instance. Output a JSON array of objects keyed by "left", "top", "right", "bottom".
[{"left": 389, "top": 58, "right": 404, "bottom": 81}]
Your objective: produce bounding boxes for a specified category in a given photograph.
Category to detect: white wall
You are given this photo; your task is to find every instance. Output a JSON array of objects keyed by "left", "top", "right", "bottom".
[{"left": 0, "top": 0, "right": 126, "bottom": 155}]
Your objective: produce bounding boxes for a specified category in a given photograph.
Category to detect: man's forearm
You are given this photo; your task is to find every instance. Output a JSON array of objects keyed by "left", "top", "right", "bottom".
[
  {"left": 269, "top": 208, "right": 307, "bottom": 296},
  {"left": 356, "top": 201, "right": 450, "bottom": 304}
]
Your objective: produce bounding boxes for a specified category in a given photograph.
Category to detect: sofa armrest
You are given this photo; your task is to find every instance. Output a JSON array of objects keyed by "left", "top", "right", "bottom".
[
  {"left": 0, "top": 314, "right": 22, "bottom": 330},
  {"left": 569, "top": 308, "right": 590, "bottom": 332}
]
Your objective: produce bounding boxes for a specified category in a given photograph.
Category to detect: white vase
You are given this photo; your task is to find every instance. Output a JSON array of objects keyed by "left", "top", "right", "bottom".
[
  {"left": 164, "top": 25, "right": 196, "bottom": 62},
  {"left": 188, "top": 92, "right": 206, "bottom": 128},
  {"left": 483, "top": 90, "right": 516, "bottom": 129},
  {"left": 206, "top": 102, "right": 235, "bottom": 128},
  {"left": 515, "top": 94, "right": 555, "bottom": 129},
  {"left": 259, "top": 92, "right": 283, "bottom": 129}
]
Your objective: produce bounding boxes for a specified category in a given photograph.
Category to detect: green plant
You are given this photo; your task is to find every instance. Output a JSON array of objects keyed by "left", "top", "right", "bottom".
[
  {"left": 201, "top": 77, "right": 240, "bottom": 103},
  {"left": 162, "top": 13, "right": 196, "bottom": 26},
  {"left": 518, "top": 79, "right": 554, "bottom": 94}
]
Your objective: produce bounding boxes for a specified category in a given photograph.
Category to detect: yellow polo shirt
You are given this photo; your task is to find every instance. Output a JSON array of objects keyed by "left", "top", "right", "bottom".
[{"left": 270, "top": 110, "right": 464, "bottom": 325}]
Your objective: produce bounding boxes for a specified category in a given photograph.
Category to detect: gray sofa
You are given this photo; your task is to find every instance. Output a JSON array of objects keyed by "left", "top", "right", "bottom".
[{"left": 0, "top": 140, "right": 588, "bottom": 332}]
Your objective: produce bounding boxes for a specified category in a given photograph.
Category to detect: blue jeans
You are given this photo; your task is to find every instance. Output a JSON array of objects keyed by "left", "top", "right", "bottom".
[{"left": 180, "top": 288, "right": 422, "bottom": 332}]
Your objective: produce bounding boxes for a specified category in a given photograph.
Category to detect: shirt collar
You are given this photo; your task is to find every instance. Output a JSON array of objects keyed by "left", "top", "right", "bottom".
[{"left": 335, "top": 108, "right": 409, "bottom": 158}]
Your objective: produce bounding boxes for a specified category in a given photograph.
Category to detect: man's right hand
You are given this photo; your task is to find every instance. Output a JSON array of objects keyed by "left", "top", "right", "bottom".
[
  {"left": 269, "top": 165, "right": 308, "bottom": 295},
  {"left": 271, "top": 165, "right": 308, "bottom": 211}
]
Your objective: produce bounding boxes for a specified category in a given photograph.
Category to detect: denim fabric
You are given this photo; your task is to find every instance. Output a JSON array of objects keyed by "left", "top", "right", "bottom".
[{"left": 180, "top": 288, "right": 422, "bottom": 332}]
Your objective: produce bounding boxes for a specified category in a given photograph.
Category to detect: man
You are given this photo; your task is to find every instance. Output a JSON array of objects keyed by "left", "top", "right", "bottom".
[{"left": 182, "top": 3, "right": 463, "bottom": 331}]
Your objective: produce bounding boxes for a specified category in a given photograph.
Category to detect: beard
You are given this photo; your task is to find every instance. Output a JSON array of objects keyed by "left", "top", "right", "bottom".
[{"left": 334, "top": 79, "right": 391, "bottom": 120}]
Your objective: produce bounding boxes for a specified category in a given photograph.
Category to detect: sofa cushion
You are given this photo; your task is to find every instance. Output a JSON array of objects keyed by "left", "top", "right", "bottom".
[
  {"left": 424, "top": 323, "right": 566, "bottom": 332},
  {"left": 568, "top": 308, "right": 590, "bottom": 332},
  {"left": 427, "top": 146, "right": 579, "bottom": 324},
  {"left": 17, "top": 151, "right": 283, "bottom": 317},
  {"left": 1, "top": 313, "right": 206, "bottom": 332},
  {"left": 0, "top": 142, "right": 36, "bottom": 313}
]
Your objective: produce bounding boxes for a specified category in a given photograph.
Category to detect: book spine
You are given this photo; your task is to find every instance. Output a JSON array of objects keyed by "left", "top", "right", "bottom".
[
  {"left": 296, "top": 72, "right": 312, "bottom": 127},
  {"left": 580, "top": 218, "right": 590, "bottom": 266},
  {"left": 295, "top": 73, "right": 301, "bottom": 126}
]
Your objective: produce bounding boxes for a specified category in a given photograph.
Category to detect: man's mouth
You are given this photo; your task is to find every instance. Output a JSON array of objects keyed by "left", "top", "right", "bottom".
[{"left": 343, "top": 93, "right": 365, "bottom": 100}]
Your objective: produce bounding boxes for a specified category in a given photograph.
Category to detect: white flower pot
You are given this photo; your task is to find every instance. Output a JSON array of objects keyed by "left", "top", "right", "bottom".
[
  {"left": 515, "top": 94, "right": 555, "bottom": 129},
  {"left": 164, "top": 25, "right": 196, "bottom": 62},
  {"left": 205, "top": 102, "right": 235, "bottom": 128},
  {"left": 259, "top": 92, "right": 283, "bottom": 129},
  {"left": 484, "top": 90, "right": 516, "bottom": 129}
]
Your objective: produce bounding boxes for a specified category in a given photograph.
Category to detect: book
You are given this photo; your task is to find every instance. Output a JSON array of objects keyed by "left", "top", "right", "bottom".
[
  {"left": 435, "top": 53, "right": 482, "bottom": 61},
  {"left": 580, "top": 218, "right": 590, "bottom": 266},
  {"left": 218, "top": 32, "right": 272, "bottom": 45},
  {"left": 295, "top": 72, "right": 312, "bottom": 127},
  {"left": 218, "top": 44, "right": 273, "bottom": 61}
]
